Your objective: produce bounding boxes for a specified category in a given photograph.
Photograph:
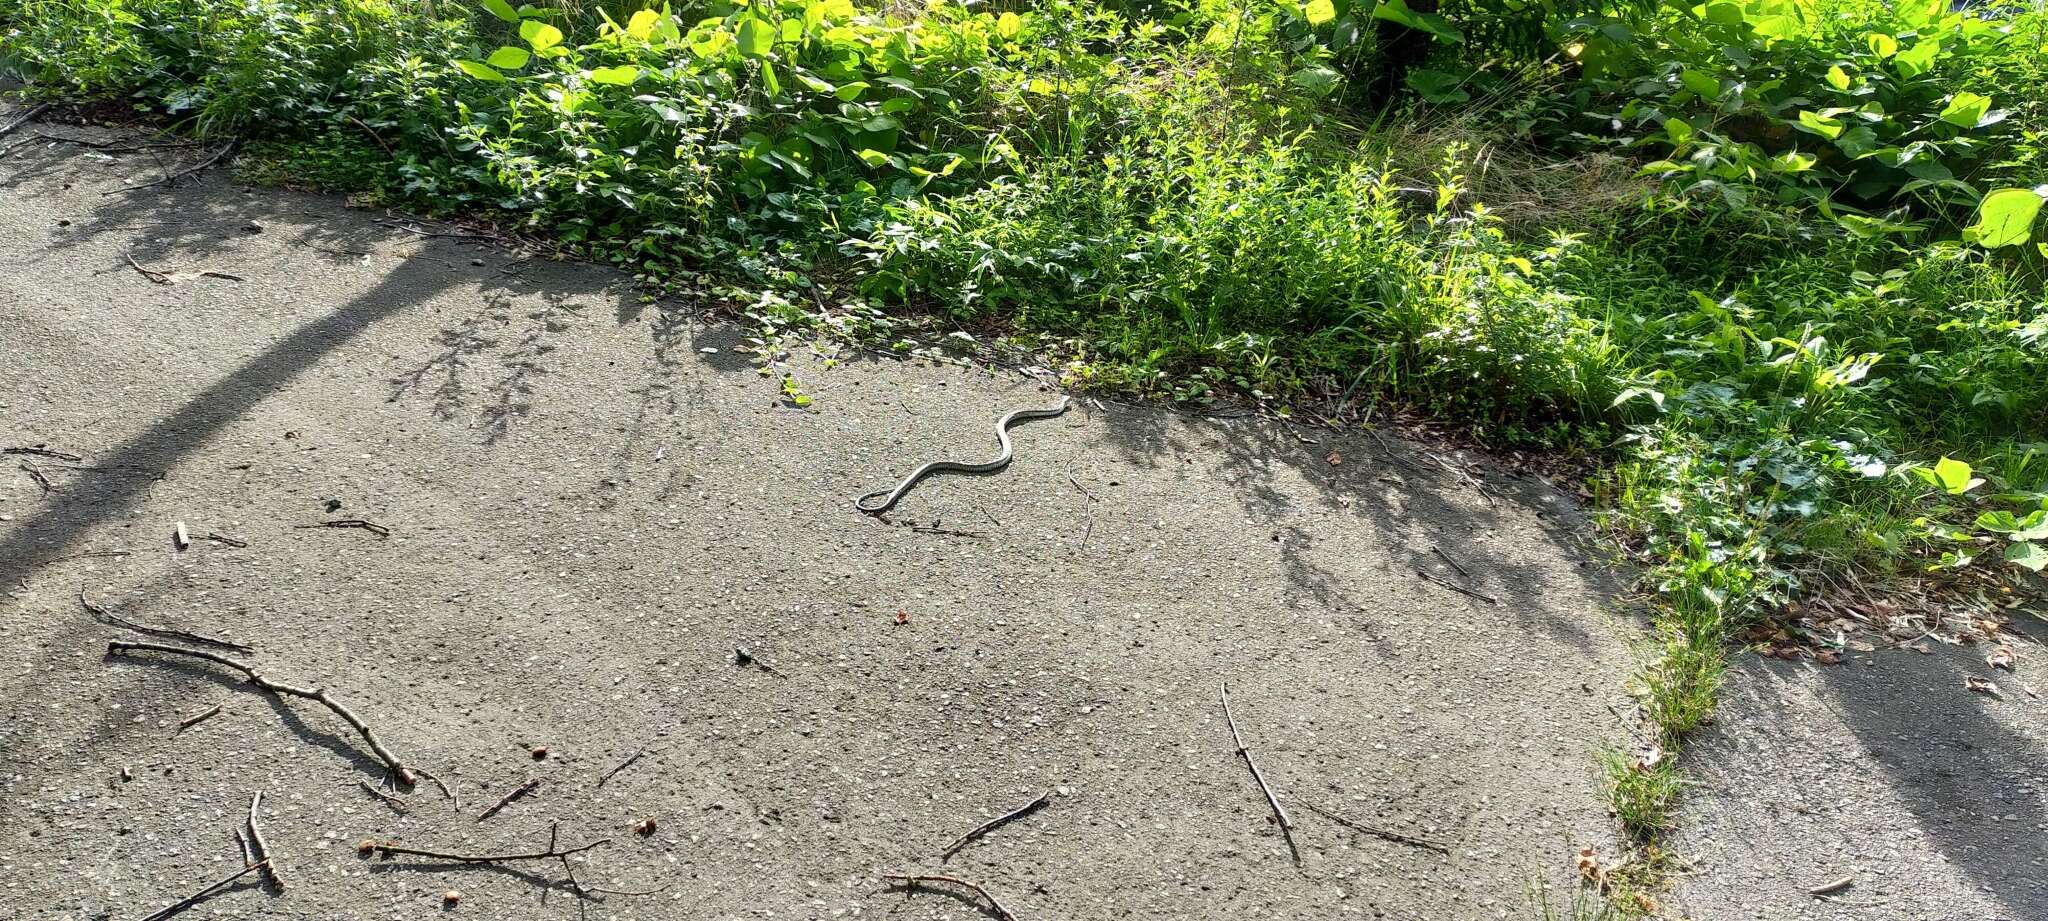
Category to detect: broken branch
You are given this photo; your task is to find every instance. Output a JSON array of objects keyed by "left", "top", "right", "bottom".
[
  {"left": 1413, "top": 569, "right": 1499, "bottom": 605},
  {"left": 5, "top": 445, "right": 82, "bottom": 462},
  {"left": 105, "top": 641, "right": 416, "bottom": 786},
  {"left": 105, "top": 140, "right": 238, "bottom": 194},
  {"left": 881, "top": 873, "right": 1015, "bottom": 921},
  {"left": 1429, "top": 545, "right": 1471, "bottom": 579},
  {"left": 355, "top": 780, "right": 408, "bottom": 813},
  {"left": 81, "top": 591, "right": 252, "bottom": 652},
  {"left": 1301, "top": 802, "right": 1451, "bottom": 855},
  {"left": 293, "top": 519, "right": 391, "bottom": 538},
  {"left": 138, "top": 858, "right": 269, "bottom": 921},
  {"left": 595, "top": 746, "right": 652, "bottom": 789},
  {"left": 1220, "top": 681, "right": 1300, "bottom": 865},
  {"left": 364, "top": 838, "right": 609, "bottom": 864},
  {"left": 245, "top": 792, "right": 285, "bottom": 891},
  {"left": 477, "top": 778, "right": 541, "bottom": 822},
  {"left": 940, "top": 791, "right": 1050, "bottom": 861},
  {"left": 178, "top": 704, "right": 223, "bottom": 731}
]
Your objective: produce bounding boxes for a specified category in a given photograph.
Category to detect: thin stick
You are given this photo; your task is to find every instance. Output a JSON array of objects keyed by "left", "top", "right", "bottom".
[
  {"left": 293, "top": 519, "right": 391, "bottom": 538},
  {"left": 234, "top": 829, "right": 255, "bottom": 867},
  {"left": 32, "top": 549, "right": 131, "bottom": 568},
  {"left": 356, "top": 780, "right": 408, "bottom": 813},
  {"left": 880, "top": 874, "right": 1015, "bottom": 921},
  {"left": 106, "top": 641, "right": 417, "bottom": 786},
  {"left": 0, "top": 104, "right": 49, "bottom": 139},
  {"left": 595, "top": 747, "right": 651, "bottom": 788},
  {"left": 178, "top": 704, "right": 223, "bottom": 731},
  {"left": 204, "top": 533, "right": 248, "bottom": 548},
  {"left": 940, "top": 791, "right": 1050, "bottom": 861},
  {"left": 1219, "top": 681, "right": 1300, "bottom": 865},
  {"left": 1429, "top": 546, "right": 1471, "bottom": 578},
  {"left": 365, "top": 838, "right": 608, "bottom": 863},
  {"left": 138, "top": 858, "right": 269, "bottom": 921},
  {"left": 1413, "top": 569, "right": 1499, "bottom": 605},
  {"left": 911, "top": 526, "right": 987, "bottom": 538},
  {"left": 476, "top": 778, "right": 540, "bottom": 822},
  {"left": 245, "top": 793, "right": 285, "bottom": 891},
  {"left": 4, "top": 446, "right": 82, "bottom": 461},
  {"left": 411, "top": 766, "right": 459, "bottom": 808},
  {"left": 1301, "top": 802, "right": 1451, "bottom": 855},
  {"left": 19, "top": 462, "right": 56, "bottom": 493},
  {"left": 105, "top": 140, "right": 237, "bottom": 194},
  {"left": 82, "top": 591, "right": 253, "bottom": 652},
  {"left": 1809, "top": 876, "right": 1855, "bottom": 896}
]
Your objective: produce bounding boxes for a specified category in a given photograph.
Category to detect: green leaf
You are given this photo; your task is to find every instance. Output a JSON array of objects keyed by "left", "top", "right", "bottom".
[
  {"left": 1893, "top": 38, "right": 1940, "bottom": 78},
  {"left": 480, "top": 0, "right": 519, "bottom": 23},
  {"left": 1664, "top": 115, "right": 1693, "bottom": 144},
  {"left": 834, "top": 81, "right": 869, "bottom": 101},
  {"left": 1938, "top": 92, "right": 1993, "bottom": 129},
  {"left": 855, "top": 148, "right": 890, "bottom": 167},
  {"left": 2006, "top": 541, "right": 2048, "bottom": 572},
  {"left": 1370, "top": 0, "right": 1462, "bottom": 43},
  {"left": 1964, "top": 188, "right": 2045, "bottom": 248},
  {"left": 996, "top": 11, "right": 1022, "bottom": 37},
  {"left": 1794, "top": 110, "right": 1844, "bottom": 139},
  {"left": 520, "top": 20, "right": 564, "bottom": 51},
  {"left": 1405, "top": 68, "right": 1468, "bottom": 104},
  {"left": 1835, "top": 126, "right": 1879, "bottom": 158},
  {"left": 1933, "top": 456, "right": 1980, "bottom": 494},
  {"left": 736, "top": 16, "right": 774, "bottom": 57},
  {"left": 485, "top": 45, "right": 531, "bottom": 70},
  {"left": 1679, "top": 68, "right": 1720, "bottom": 99},
  {"left": 626, "top": 9, "right": 661, "bottom": 39},
  {"left": 1825, "top": 65, "right": 1851, "bottom": 91},
  {"left": 1865, "top": 32, "right": 1898, "bottom": 58},
  {"left": 1976, "top": 510, "right": 2022, "bottom": 533},
  {"left": 588, "top": 65, "right": 639, "bottom": 85},
  {"left": 1304, "top": 0, "right": 1336, "bottom": 25},
  {"left": 455, "top": 59, "right": 507, "bottom": 82}
]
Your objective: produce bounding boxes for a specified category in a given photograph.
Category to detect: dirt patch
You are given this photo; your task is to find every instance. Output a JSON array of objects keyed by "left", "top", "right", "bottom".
[{"left": 1, "top": 130, "right": 1636, "bottom": 919}]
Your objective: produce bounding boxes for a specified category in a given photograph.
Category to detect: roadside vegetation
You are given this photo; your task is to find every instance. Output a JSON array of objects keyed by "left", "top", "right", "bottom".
[{"left": 4, "top": 0, "right": 2044, "bottom": 911}]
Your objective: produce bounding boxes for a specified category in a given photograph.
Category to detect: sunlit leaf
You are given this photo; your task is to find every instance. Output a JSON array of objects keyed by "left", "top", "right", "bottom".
[
  {"left": 455, "top": 59, "right": 507, "bottom": 81},
  {"left": 480, "top": 0, "right": 519, "bottom": 23},
  {"left": 520, "top": 19, "right": 564, "bottom": 51},
  {"left": 1939, "top": 92, "right": 1993, "bottom": 129},
  {"left": 1964, "top": 188, "right": 2045, "bottom": 248},
  {"left": 485, "top": 45, "right": 530, "bottom": 69}
]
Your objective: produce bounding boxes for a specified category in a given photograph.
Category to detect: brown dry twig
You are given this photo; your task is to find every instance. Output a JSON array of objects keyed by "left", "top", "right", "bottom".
[
  {"left": 82, "top": 591, "right": 252, "bottom": 652},
  {"left": 0, "top": 104, "right": 51, "bottom": 139},
  {"left": 246, "top": 792, "right": 285, "bottom": 891},
  {"left": 178, "top": 704, "right": 223, "bottom": 731},
  {"left": 595, "top": 745, "right": 658, "bottom": 789},
  {"left": 1220, "top": 681, "right": 1301, "bottom": 865},
  {"left": 940, "top": 791, "right": 1051, "bottom": 861},
  {"left": 1413, "top": 569, "right": 1499, "bottom": 605},
  {"left": 105, "top": 641, "right": 418, "bottom": 786},
  {"left": 293, "top": 519, "right": 391, "bottom": 538},
  {"left": 1809, "top": 876, "right": 1855, "bottom": 897},
  {"left": 881, "top": 874, "right": 1016, "bottom": 921},
  {"left": 205, "top": 532, "right": 249, "bottom": 548},
  {"left": 1301, "top": 802, "right": 1451, "bottom": 855},
  {"left": 477, "top": 778, "right": 541, "bottom": 822},
  {"left": 105, "top": 140, "right": 237, "bottom": 194},
  {"left": 5, "top": 445, "right": 82, "bottom": 462},
  {"left": 362, "top": 838, "right": 609, "bottom": 864},
  {"left": 17, "top": 461, "right": 56, "bottom": 494},
  {"left": 1430, "top": 545, "right": 1471, "bottom": 579},
  {"left": 139, "top": 858, "right": 270, "bottom": 921},
  {"left": 356, "top": 780, "right": 408, "bottom": 813}
]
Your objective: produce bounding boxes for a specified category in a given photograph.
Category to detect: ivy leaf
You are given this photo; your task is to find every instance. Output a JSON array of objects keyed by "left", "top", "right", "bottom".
[
  {"left": 455, "top": 59, "right": 507, "bottom": 82},
  {"left": 1964, "top": 188, "right": 2045, "bottom": 248},
  {"left": 480, "top": 0, "right": 520, "bottom": 23},
  {"left": 520, "top": 19, "right": 564, "bottom": 51},
  {"left": 485, "top": 46, "right": 531, "bottom": 70}
]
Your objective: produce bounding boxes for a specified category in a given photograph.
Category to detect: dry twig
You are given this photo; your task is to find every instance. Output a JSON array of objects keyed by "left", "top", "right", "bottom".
[
  {"left": 245, "top": 793, "right": 285, "bottom": 891},
  {"left": 941, "top": 791, "right": 1050, "bottom": 861},
  {"left": 82, "top": 591, "right": 252, "bottom": 652},
  {"left": 881, "top": 873, "right": 1015, "bottom": 921},
  {"left": 1430, "top": 545, "right": 1471, "bottom": 578},
  {"left": 364, "top": 838, "right": 608, "bottom": 863},
  {"left": 139, "top": 858, "right": 269, "bottom": 921},
  {"left": 0, "top": 104, "right": 50, "bottom": 139},
  {"left": 178, "top": 704, "right": 222, "bottom": 731},
  {"left": 5, "top": 445, "right": 82, "bottom": 461},
  {"left": 17, "top": 461, "right": 56, "bottom": 494},
  {"left": 1220, "top": 681, "right": 1300, "bottom": 865},
  {"left": 1413, "top": 569, "right": 1499, "bottom": 605},
  {"left": 1808, "top": 876, "right": 1855, "bottom": 897},
  {"left": 356, "top": 780, "right": 408, "bottom": 813},
  {"left": 106, "top": 641, "right": 417, "bottom": 785},
  {"left": 477, "top": 778, "right": 541, "bottom": 822},
  {"left": 105, "top": 140, "right": 237, "bottom": 194},
  {"left": 293, "top": 519, "right": 391, "bottom": 538},
  {"left": 1301, "top": 802, "right": 1451, "bottom": 855},
  {"left": 595, "top": 746, "right": 657, "bottom": 789}
]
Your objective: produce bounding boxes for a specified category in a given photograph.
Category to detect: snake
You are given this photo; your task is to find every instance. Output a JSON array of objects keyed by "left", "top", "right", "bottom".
[{"left": 855, "top": 395, "right": 1072, "bottom": 515}]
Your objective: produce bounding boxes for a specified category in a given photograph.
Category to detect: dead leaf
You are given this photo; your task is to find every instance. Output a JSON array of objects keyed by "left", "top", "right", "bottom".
[
  {"left": 1325, "top": 451, "right": 1343, "bottom": 466},
  {"left": 1629, "top": 742, "right": 1664, "bottom": 773},
  {"left": 893, "top": 610, "right": 910, "bottom": 626},
  {"left": 1964, "top": 676, "right": 2004, "bottom": 699},
  {"left": 1815, "top": 650, "right": 1842, "bottom": 665},
  {"left": 1987, "top": 646, "right": 2015, "bottom": 671},
  {"left": 1574, "top": 847, "right": 1608, "bottom": 886}
]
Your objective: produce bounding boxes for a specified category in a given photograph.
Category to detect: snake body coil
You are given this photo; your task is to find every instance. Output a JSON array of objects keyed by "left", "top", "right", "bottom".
[{"left": 855, "top": 396, "right": 1071, "bottom": 515}]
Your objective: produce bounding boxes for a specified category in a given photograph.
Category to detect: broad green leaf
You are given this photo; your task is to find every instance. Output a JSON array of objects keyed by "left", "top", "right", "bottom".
[
  {"left": 1665, "top": 115, "right": 1693, "bottom": 144},
  {"left": 1371, "top": 0, "right": 1463, "bottom": 43},
  {"left": 626, "top": 9, "right": 661, "bottom": 39},
  {"left": 485, "top": 45, "right": 530, "bottom": 70},
  {"left": 1304, "top": 0, "right": 1336, "bottom": 25},
  {"left": 1825, "top": 65, "right": 1850, "bottom": 91},
  {"left": 455, "top": 59, "right": 507, "bottom": 81},
  {"left": 1893, "top": 39, "right": 1940, "bottom": 77},
  {"left": 996, "top": 11, "right": 1022, "bottom": 37},
  {"left": 1703, "top": 2, "right": 1744, "bottom": 25},
  {"left": 1294, "top": 64, "right": 1345, "bottom": 98},
  {"left": 855, "top": 148, "right": 890, "bottom": 167},
  {"left": 1938, "top": 92, "right": 1993, "bottom": 129},
  {"left": 1976, "top": 510, "right": 2022, "bottom": 533},
  {"left": 736, "top": 17, "right": 775, "bottom": 57},
  {"left": 1933, "top": 456, "right": 1980, "bottom": 494},
  {"left": 588, "top": 65, "right": 639, "bottom": 85},
  {"left": 480, "top": 0, "right": 519, "bottom": 23},
  {"left": 1405, "top": 68, "right": 1467, "bottom": 104},
  {"left": 834, "top": 81, "right": 869, "bottom": 101},
  {"left": 1964, "top": 188, "right": 2045, "bottom": 248},
  {"left": 1864, "top": 32, "right": 1898, "bottom": 58},
  {"left": 1679, "top": 68, "right": 1720, "bottom": 99},
  {"left": 2016, "top": 511, "right": 2048, "bottom": 541},
  {"left": 1794, "top": 110, "right": 1844, "bottom": 139},
  {"left": 520, "top": 20, "right": 564, "bottom": 51},
  {"left": 2006, "top": 541, "right": 2048, "bottom": 572},
  {"left": 1836, "top": 126, "right": 1879, "bottom": 158}
]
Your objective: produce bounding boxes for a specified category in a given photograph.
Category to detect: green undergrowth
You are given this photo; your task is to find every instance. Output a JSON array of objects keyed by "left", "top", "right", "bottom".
[{"left": 6, "top": 0, "right": 2047, "bottom": 914}]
